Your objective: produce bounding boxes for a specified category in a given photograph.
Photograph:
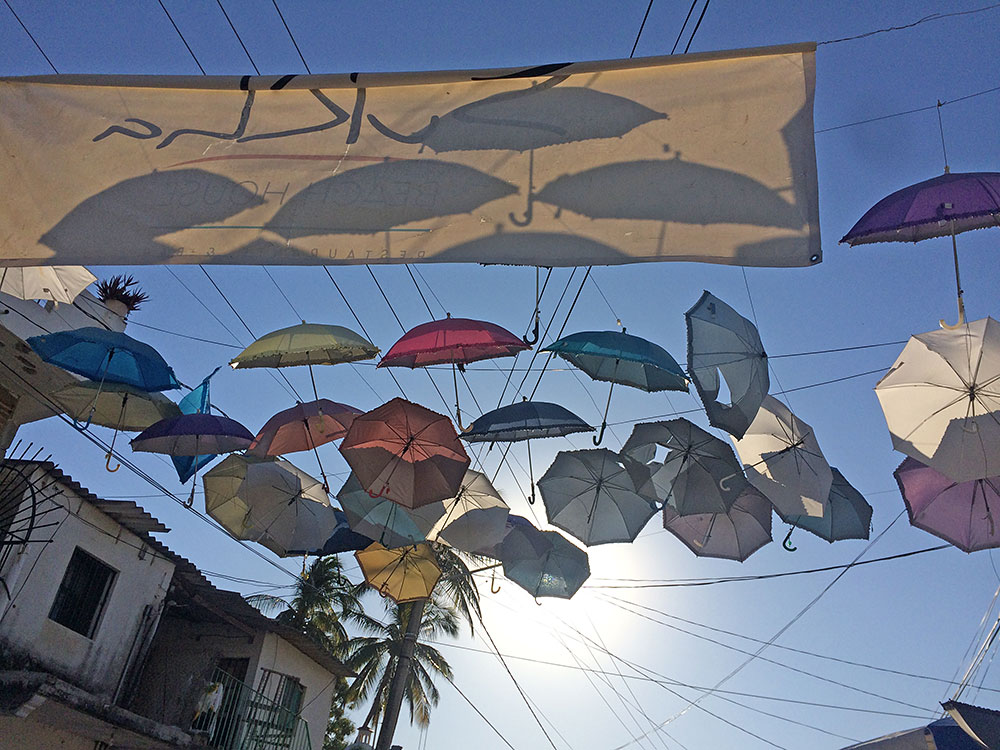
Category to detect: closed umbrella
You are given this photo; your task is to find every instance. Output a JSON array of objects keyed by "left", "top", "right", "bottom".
[
  {"left": 621, "top": 419, "right": 748, "bottom": 515},
  {"left": 337, "top": 473, "right": 445, "bottom": 549},
  {"left": 685, "top": 291, "right": 769, "bottom": 439},
  {"left": 894, "top": 457, "right": 1000, "bottom": 553},
  {"left": 663, "top": 485, "right": 772, "bottom": 562},
  {"left": 731, "top": 395, "right": 832, "bottom": 519},
  {"left": 462, "top": 398, "right": 593, "bottom": 503},
  {"left": 875, "top": 318, "right": 1000, "bottom": 482},
  {"left": 542, "top": 329, "right": 688, "bottom": 444},
  {"left": 356, "top": 542, "right": 441, "bottom": 604},
  {"left": 0, "top": 266, "right": 96, "bottom": 304},
  {"left": 204, "top": 454, "right": 334, "bottom": 557},
  {"left": 538, "top": 448, "right": 656, "bottom": 546},
  {"left": 500, "top": 527, "right": 590, "bottom": 599},
  {"left": 339, "top": 398, "right": 470, "bottom": 509}
]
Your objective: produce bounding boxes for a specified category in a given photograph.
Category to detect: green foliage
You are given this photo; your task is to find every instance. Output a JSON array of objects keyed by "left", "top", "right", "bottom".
[{"left": 323, "top": 676, "right": 355, "bottom": 750}]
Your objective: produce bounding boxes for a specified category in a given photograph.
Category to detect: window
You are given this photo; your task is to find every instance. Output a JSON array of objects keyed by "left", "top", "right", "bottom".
[{"left": 48, "top": 547, "right": 117, "bottom": 638}]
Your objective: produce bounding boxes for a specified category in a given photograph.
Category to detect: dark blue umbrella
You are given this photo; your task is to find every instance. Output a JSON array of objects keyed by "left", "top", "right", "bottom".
[
  {"left": 28, "top": 326, "right": 179, "bottom": 392},
  {"left": 500, "top": 526, "right": 590, "bottom": 600},
  {"left": 462, "top": 399, "right": 593, "bottom": 503},
  {"left": 542, "top": 329, "right": 688, "bottom": 444},
  {"left": 294, "top": 508, "right": 373, "bottom": 556}
]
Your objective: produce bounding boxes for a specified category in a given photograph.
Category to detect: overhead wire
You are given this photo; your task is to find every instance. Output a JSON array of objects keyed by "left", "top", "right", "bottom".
[
  {"left": 2, "top": 0, "right": 59, "bottom": 73},
  {"left": 215, "top": 0, "right": 260, "bottom": 75},
  {"left": 157, "top": 0, "right": 205, "bottom": 74},
  {"left": 270, "top": 0, "right": 311, "bottom": 73},
  {"left": 682, "top": 0, "right": 711, "bottom": 53},
  {"left": 818, "top": 3, "right": 1000, "bottom": 45},
  {"left": 670, "top": 0, "right": 699, "bottom": 55}
]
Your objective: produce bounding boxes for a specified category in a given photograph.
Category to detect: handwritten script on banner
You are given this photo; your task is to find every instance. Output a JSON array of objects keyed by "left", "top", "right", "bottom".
[{"left": 0, "top": 43, "right": 819, "bottom": 268}]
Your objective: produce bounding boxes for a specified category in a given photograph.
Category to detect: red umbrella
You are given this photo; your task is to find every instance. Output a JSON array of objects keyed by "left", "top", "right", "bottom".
[
  {"left": 249, "top": 399, "right": 363, "bottom": 491},
  {"left": 377, "top": 315, "right": 530, "bottom": 427},
  {"left": 339, "top": 398, "right": 470, "bottom": 510}
]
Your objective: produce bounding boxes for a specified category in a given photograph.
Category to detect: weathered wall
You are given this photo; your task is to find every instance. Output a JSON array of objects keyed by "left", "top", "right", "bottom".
[
  {"left": 0, "top": 715, "right": 94, "bottom": 750},
  {"left": 257, "top": 631, "right": 338, "bottom": 750},
  {"left": 0, "top": 479, "right": 174, "bottom": 700}
]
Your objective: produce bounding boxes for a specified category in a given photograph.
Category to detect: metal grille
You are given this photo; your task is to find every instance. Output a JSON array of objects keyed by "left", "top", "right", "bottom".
[{"left": 48, "top": 546, "right": 117, "bottom": 638}]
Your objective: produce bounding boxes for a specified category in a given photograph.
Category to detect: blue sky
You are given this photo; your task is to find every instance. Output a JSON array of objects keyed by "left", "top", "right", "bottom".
[{"left": 3, "top": 2, "right": 1000, "bottom": 748}]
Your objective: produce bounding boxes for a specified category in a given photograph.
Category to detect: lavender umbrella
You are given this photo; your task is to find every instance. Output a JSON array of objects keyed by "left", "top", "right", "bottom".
[
  {"left": 894, "top": 457, "right": 1000, "bottom": 553},
  {"left": 841, "top": 171, "right": 1000, "bottom": 328}
]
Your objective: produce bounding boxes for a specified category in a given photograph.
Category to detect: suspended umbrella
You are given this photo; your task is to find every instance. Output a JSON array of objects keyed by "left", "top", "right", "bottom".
[
  {"left": 685, "top": 291, "right": 769, "bottom": 439},
  {"left": 426, "top": 469, "right": 510, "bottom": 554},
  {"left": 249, "top": 399, "right": 363, "bottom": 491},
  {"left": 0, "top": 266, "right": 96, "bottom": 304},
  {"left": 778, "top": 468, "right": 872, "bottom": 545},
  {"left": 662, "top": 484, "right": 772, "bottom": 562},
  {"left": 461, "top": 398, "right": 593, "bottom": 503},
  {"left": 378, "top": 315, "right": 531, "bottom": 429},
  {"left": 339, "top": 398, "right": 470, "bottom": 509},
  {"left": 500, "top": 527, "right": 590, "bottom": 600},
  {"left": 356, "top": 542, "right": 441, "bottom": 604},
  {"left": 132, "top": 414, "right": 254, "bottom": 504},
  {"left": 53, "top": 381, "right": 182, "bottom": 473},
  {"left": 301, "top": 508, "right": 373, "bottom": 556},
  {"left": 467, "top": 513, "right": 532, "bottom": 561},
  {"left": 542, "top": 329, "right": 688, "bottom": 444},
  {"left": 621, "top": 419, "right": 748, "bottom": 515},
  {"left": 538, "top": 448, "right": 656, "bottom": 546},
  {"left": 942, "top": 701, "right": 1000, "bottom": 750},
  {"left": 171, "top": 369, "right": 220, "bottom": 486},
  {"left": 731, "top": 395, "right": 832, "bottom": 520},
  {"left": 336, "top": 472, "right": 445, "bottom": 549},
  {"left": 894, "top": 457, "right": 1000, "bottom": 553},
  {"left": 230, "top": 322, "right": 378, "bottom": 400},
  {"left": 204, "top": 454, "right": 335, "bottom": 556},
  {"left": 875, "top": 318, "right": 1000, "bottom": 482},
  {"left": 842, "top": 717, "right": 983, "bottom": 750},
  {"left": 28, "top": 326, "right": 180, "bottom": 392},
  {"left": 841, "top": 171, "right": 1000, "bottom": 328}
]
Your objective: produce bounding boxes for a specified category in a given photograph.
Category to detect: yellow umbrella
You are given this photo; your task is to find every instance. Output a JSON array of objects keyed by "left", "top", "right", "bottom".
[{"left": 355, "top": 542, "right": 440, "bottom": 603}]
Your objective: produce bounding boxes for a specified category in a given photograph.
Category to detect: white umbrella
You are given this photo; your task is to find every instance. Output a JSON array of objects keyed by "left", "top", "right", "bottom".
[
  {"left": 204, "top": 454, "right": 336, "bottom": 557},
  {"left": 731, "top": 395, "right": 832, "bottom": 518},
  {"left": 875, "top": 317, "right": 1000, "bottom": 482},
  {"left": 426, "top": 469, "right": 509, "bottom": 553},
  {"left": 0, "top": 266, "right": 96, "bottom": 303}
]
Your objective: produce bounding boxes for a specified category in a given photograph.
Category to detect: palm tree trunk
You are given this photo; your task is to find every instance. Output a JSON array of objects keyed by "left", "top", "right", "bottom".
[{"left": 375, "top": 598, "right": 427, "bottom": 750}]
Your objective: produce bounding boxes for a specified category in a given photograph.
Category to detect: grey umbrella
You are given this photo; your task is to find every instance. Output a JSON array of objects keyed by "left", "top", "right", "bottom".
[
  {"left": 686, "top": 291, "right": 769, "bottom": 439},
  {"left": 663, "top": 484, "right": 772, "bottom": 562},
  {"left": 538, "top": 449, "right": 657, "bottom": 546},
  {"left": 621, "top": 419, "right": 748, "bottom": 516},
  {"left": 778, "top": 468, "right": 872, "bottom": 544},
  {"left": 500, "top": 525, "right": 590, "bottom": 600}
]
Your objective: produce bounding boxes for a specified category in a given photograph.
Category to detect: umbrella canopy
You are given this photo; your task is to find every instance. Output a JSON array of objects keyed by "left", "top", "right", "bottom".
[
  {"left": 337, "top": 472, "right": 445, "bottom": 549},
  {"left": 53, "top": 381, "right": 180, "bottom": 431},
  {"left": 875, "top": 318, "right": 1000, "bottom": 482},
  {"left": 538, "top": 449, "right": 656, "bottom": 546},
  {"left": 377, "top": 316, "right": 530, "bottom": 368},
  {"left": 426, "top": 469, "right": 510, "bottom": 553},
  {"left": 467, "top": 513, "right": 531, "bottom": 560},
  {"left": 663, "top": 484, "right": 772, "bottom": 562},
  {"left": 840, "top": 717, "right": 983, "bottom": 750},
  {"left": 731, "top": 395, "right": 833, "bottom": 518},
  {"left": 461, "top": 400, "right": 594, "bottom": 442},
  {"left": 230, "top": 323, "right": 379, "bottom": 368},
  {"left": 0, "top": 266, "right": 96, "bottom": 304},
  {"left": 894, "top": 457, "right": 1000, "bottom": 553},
  {"left": 171, "top": 371, "right": 219, "bottom": 484},
  {"left": 204, "top": 454, "right": 334, "bottom": 557},
  {"left": 289, "top": 508, "right": 372, "bottom": 556},
  {"left": 942, "top": 700, "right": 1000, "bottom": 750},
  {"left": 249, "top": 399, "right": 363, "bottom": 456},
  {"left": 779, "top": 468, "right": 872, "bottom": 543},
  {"left": 28, "top": 327, "right": 179, "bottom": 391},
  {"left": 130, "top": 413, "right": 253, "bottom": 456},
  {"left": 841, "top": 171, "right": 1000, "bottom": 245},
  {"left": 500, "top": 527, "right": 590, "bottom": 599},
  {"left": 339, "top": 398, "right": 470, "bottom": 509},
  {"left": 685, "top": 291, "right": 769, "bottom": 439},
  {"left": 356, "top": 542, "right": 441, "bottom": 603},
  {"left": 621, "top": 419, "right": 748, "bottom": 515}
]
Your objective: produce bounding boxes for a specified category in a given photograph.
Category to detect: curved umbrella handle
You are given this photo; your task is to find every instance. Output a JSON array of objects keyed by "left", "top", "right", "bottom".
[
  {"left": 185, "top": 486, "right": 196, "bottom": 508},
  {"left": 718, "top": 472, "right": 739, "bottom": 492},
  {"left": 592, "top": 422, "right": 608, "bottom": 446},
  {"left": 490, "top": 568, "right": 501, "bottom": 594},
  {"left": 782, "top": 526, "right": 797, "bottom": 552},
  {"left": 522, "top": 315, "right": 540, "bottom": 346},
  {"left": 940, "top": 297, "right": 966, "bottom": 330},
  {"left": 104, "top": 452, "right": 120, "bottom": 473}
]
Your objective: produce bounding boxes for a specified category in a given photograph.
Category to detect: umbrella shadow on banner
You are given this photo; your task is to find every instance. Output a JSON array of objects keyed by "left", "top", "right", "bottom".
[
  {"left": 40, "top": 169, "right": 265, "bottom": 264},
  {"left": 435, "top": 228, "right": 630, "bottom": 265}
]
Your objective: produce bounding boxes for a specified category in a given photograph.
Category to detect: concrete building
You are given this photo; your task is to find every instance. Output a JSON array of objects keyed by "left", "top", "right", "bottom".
[{"left": 0, "top": 461, "right": 352, "bottom": 749}]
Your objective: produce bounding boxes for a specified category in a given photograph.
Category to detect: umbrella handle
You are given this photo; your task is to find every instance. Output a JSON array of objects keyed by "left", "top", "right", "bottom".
[
  {"left": 490, "top": 568, "right": 501, "bottom": 594},
  {"left": 939, "top": 296, "right": 966, "bottom": 330},
  {"left": 592, "top": 421, "right": 608, "bottom": 446},
  {"left": 718, "top": 473, "right": 739, "bottom": 492},
  {"left": 185, "top": 485, "right": 196, "bottom": 508},
  {"left": 782, "top": 526, "right": 797, "bottom": 552},
  {"left": 940, "top": 224, "right": 966, "bottom": 330},
  {"left": 104, "top": 452, "right": 120, "bottom": 473}
]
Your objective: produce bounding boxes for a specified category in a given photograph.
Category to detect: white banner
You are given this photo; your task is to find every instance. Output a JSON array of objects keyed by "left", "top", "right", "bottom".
[{"left": 0, "top": 43, "right": 819, "bottom": 268}]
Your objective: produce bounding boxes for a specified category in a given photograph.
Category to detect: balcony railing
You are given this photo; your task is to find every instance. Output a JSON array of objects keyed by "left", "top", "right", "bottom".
[{"left": 192, "top": 667, "right": 312, "bottom": 750}]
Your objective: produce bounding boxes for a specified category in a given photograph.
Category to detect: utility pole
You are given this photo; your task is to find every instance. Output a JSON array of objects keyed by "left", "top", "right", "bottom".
[{"left": 375, "top": 597, "right": 427, "bottom": 750}]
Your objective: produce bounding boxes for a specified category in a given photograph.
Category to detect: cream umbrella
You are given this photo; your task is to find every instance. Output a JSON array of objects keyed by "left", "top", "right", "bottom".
[{"left": 0, "top": 266, "right": 96, "bottom": 303}]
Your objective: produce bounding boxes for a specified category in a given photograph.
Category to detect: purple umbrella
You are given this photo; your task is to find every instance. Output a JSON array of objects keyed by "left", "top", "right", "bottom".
[
  {"left": 841, "top": 171, "right": 1000, "bottom": 328},
  {"left": 894, "top": 456, "right": 1000, "bottom": 553},
  {"left": 662, "top": 485, "right": 772, "bottom": 562}
]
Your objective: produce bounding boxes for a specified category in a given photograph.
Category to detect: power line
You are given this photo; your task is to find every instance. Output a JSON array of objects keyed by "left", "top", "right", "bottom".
[
  {"left": 818, "top": 3, "right": 1000, "bottom": 45},
  {"left": 682, "top": 0, "right": 711, "bottom": 53},
  {"left": 156, "top": 0, "right": 205, "bottom": 74},
  {"left": 2, "top": 0, "right": 58, "bottom": 73},
  {"left": 215, "top": 0, "right": 260, "bottom": 75},
  {"left": 630, "top": 0, "right": 655, "bottom": 58},
  {"left": 271, "top": 0, "right": 311, "bottom": 73},
  {"left": 670, "top": 0, "right": 699, "bottom": 55}
]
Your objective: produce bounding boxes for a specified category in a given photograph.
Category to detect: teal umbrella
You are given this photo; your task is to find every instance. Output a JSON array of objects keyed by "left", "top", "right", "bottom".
[{"left": 542, "top": 329, "right": 688, "bottom": 444}]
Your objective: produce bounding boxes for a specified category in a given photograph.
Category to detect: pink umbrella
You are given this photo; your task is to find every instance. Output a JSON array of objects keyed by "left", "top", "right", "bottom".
[
  {"left": 894, "top": 457, "right": 1000, "bottom": 553},
  {"left": 248, "top": 399, "right": 363, "bottom": 490}
]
